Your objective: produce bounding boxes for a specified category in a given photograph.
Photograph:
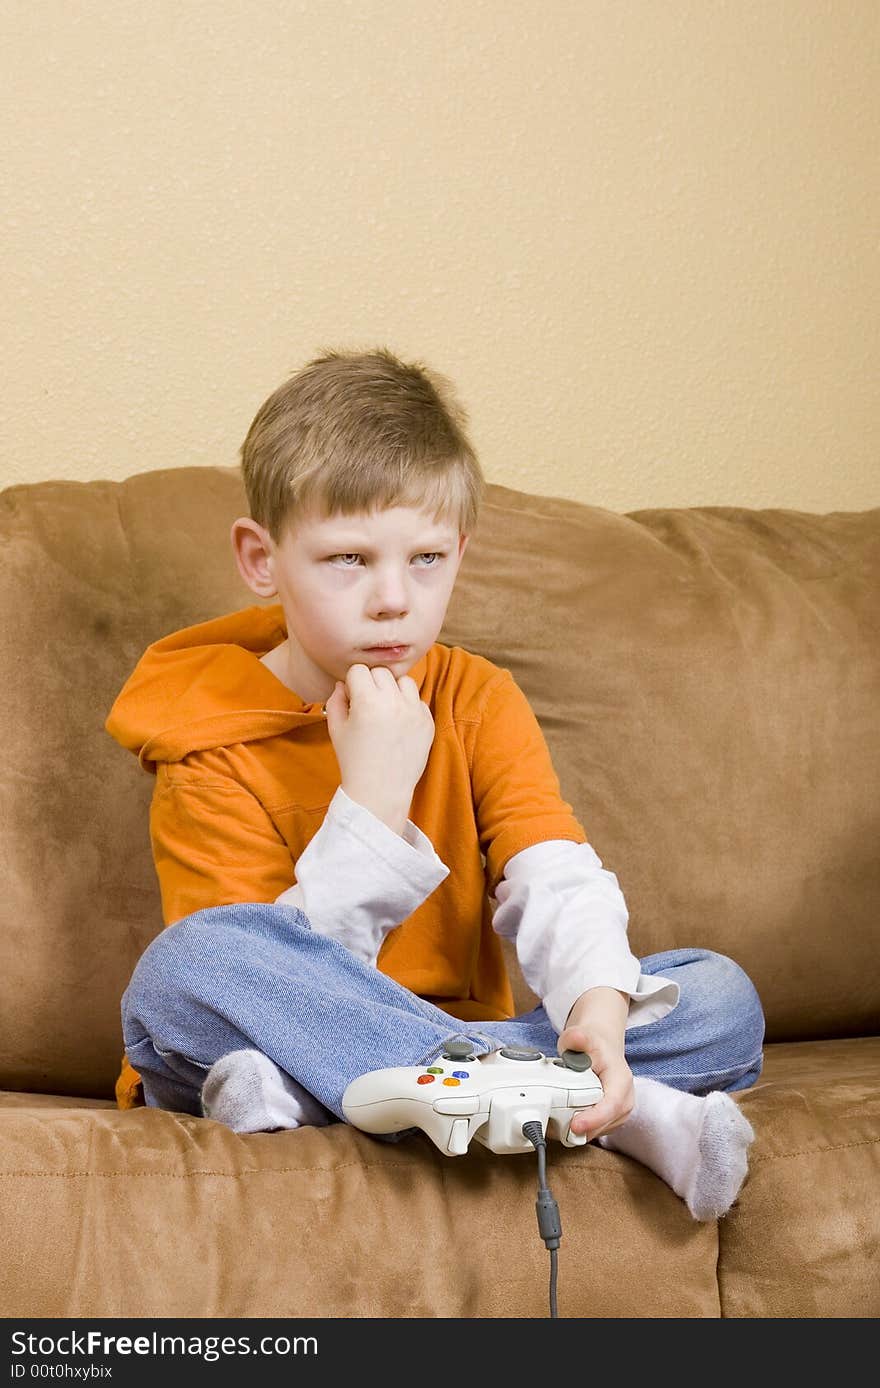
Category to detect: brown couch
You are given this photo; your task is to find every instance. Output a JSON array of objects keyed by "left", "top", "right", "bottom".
[{"left": 1, "top": 466, "right": 878, "bottom": 1318}]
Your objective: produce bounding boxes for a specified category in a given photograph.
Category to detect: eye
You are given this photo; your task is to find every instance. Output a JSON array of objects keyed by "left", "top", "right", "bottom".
[{"left": 328, "top": 552, "right": 447, "bottom": 567}]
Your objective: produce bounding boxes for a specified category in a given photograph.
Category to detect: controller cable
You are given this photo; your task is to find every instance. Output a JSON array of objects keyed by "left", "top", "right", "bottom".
[{"left": 522, "top": 1120, "right": 562, "bottom": 1318}]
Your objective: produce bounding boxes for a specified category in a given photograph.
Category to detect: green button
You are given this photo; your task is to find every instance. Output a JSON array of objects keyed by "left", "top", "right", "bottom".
[{"left": 426, "top": 1066, "right": 444, "bottom": 1074}]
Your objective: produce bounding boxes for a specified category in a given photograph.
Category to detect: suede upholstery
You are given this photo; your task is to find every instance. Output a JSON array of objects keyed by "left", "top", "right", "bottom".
[{"left": 0, "top": 467, "right": 877, "bottom": 1318}]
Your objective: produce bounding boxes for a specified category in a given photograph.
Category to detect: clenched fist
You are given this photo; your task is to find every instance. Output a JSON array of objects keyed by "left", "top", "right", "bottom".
[{"left": 324, "top": 663, "right": 435, "bottom": 834}]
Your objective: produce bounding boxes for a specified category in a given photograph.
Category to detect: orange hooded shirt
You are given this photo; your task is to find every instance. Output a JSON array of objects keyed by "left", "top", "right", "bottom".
[{"left": 105, "top": 604, "right": 588, "bottom": 1109}]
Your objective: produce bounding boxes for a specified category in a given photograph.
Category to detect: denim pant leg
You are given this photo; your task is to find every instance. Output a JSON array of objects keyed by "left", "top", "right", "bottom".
[
  {"left": 622, "top": 947, "right": 765, "bottom": 1093},
  {"left": 122, "top": 906, "right": 765, "bottom": 1120},
  {"left": 121, "top": 903, "right": 507, "bottom": 1119}
]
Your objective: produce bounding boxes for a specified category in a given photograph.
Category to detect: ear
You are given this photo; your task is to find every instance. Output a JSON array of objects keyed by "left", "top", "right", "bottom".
[
  {"left": 230, "top": 517, "right": 277, "bottom": 598},
  {"left": 457, "top": 533, "right": 470, "bottom": 561}
]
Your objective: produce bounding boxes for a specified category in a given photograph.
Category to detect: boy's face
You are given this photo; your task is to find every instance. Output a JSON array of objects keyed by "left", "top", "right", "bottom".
[{"left": 235, "top": 503, "right": 469, "bottom": 703}]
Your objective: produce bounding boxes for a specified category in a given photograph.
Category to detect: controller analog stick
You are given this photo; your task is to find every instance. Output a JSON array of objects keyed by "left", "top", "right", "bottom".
[
  {"left": 559, "top": 1049, "right": 593, "bottom": 1072},
  {"left": 441, "top": 1039, "right": 477, "bottom": 1061}
]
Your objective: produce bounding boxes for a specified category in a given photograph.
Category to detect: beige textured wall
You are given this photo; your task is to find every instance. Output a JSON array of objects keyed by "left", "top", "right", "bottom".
[{"left": 2, "top": 1, "right": 877, "bottom": 512}]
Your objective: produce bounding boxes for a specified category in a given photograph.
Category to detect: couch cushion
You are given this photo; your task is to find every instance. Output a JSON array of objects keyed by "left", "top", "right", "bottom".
[
  {"left": 720, "top": 1035, "right": 880, "bottom": 1316},
  {"left": 444, "top": 488, "right": 880, "bottom": 1042},
  {"left": 1, "top": 1037, "right": 876, "bottom": 1318},
  {"left": 0, "top": 468, "right": 257, "bottom": 1096},
  {"left": 0, "top": 469, "right": 877, "bottom": 1095},
  {"left": 0, "top": 1093, "right": 721, "bottom": 1318},
  {"left": 0, "top": 1091, "right": 115, "bottom": 1111}
]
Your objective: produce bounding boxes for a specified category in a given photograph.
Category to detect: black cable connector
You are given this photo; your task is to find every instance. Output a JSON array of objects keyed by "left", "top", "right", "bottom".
[{"left": 522, "top": 1120, "right": 561, "bottom": 1318}]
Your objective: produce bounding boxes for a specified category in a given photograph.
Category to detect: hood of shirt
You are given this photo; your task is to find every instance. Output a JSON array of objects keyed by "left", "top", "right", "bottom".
[{"left": 105, "top": 603, "right": 429, "bottom": 772}]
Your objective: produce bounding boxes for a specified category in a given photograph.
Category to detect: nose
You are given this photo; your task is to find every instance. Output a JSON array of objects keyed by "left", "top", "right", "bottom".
[{"left": 366, "top": 564, "right": 410, "bottom": 619}]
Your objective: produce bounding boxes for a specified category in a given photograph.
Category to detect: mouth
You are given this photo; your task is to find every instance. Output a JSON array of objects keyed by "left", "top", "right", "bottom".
[{"left": 363, "top": 644, "right": 411, "bottom": 658}]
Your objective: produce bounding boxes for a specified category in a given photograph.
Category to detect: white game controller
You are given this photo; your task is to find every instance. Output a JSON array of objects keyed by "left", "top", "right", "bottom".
[{"left": 342, "top": 1041, "right": 603, "bottom": 1156}]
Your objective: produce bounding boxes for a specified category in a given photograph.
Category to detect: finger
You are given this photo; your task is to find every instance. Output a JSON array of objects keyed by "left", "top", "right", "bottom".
[
  {"left": 323, "top": 681, "right": 348, "bottom": 724},
  {"left": 570, "top": 1093, "right": 624, "bottom": 1139},
  {"left": 557, "top": 1025, "right": 591, "bottom": 1056},
  {"left": 370, "top": 665, "right": 399, "bottom": 688},
  {"left": 571, "top": 1097, "right": 633, "bottom": 1141},
  {"left": 343, "top": 664, "right": 372, "bottom": 695}
]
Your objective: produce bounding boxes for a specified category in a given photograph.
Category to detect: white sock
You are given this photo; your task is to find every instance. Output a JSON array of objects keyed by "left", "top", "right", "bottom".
[
  {"left": 597, "top": 1076, "right": 755, "bottom": 1221},
  {"left": 200, "top": 1049, "right": 332, "bottom": 1134}
]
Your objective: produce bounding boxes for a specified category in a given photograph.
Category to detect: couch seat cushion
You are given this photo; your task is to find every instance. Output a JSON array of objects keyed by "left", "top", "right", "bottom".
[
  {"left": 0, "top": 1099, "right": 717, "bottom": 1318},
  {"left": 723, "top": 1035, "right": 880, "bottom": 1316},
  {"left": 1, "top": 1036, "right": 876, "bottom": 1318}
]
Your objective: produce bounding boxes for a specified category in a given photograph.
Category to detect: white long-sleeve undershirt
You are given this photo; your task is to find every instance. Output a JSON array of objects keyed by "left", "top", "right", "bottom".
[{"left": 274, "top": 786, "right": 678, "bottom": 1034}]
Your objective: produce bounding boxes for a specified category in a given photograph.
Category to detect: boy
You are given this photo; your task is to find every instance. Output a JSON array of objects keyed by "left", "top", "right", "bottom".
[{"left": 107, "top": 347, "right": 763, "bottom": 1221}]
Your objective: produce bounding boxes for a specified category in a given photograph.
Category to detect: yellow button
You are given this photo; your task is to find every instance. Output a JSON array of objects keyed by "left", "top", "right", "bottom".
[{"left": 442, "top": 1077, "right": 461, "bottom": 1087}]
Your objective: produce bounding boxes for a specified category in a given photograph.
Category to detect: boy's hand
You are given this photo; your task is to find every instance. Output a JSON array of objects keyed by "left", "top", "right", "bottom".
[
  {"left": 325, "top": 664, "right": 435, "bottom": 833},
  {"left": 558, "top": 987, "right": 634, "bottom": 1142}
]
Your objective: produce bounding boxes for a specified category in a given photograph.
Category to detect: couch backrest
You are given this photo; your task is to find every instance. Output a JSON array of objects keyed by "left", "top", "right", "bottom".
[{"left": 1, "top": 467, "right": 878, "bottom": 1096}]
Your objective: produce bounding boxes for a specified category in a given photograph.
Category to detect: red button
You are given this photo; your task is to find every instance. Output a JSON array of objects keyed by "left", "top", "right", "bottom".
[{"left": 417, "top": 1074, "right": 435, "bottom": 1084}]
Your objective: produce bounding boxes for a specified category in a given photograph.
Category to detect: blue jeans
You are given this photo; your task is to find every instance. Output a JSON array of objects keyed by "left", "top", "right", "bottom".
[{"left": 121, "top": 904, "right": 765, "bottom": 1119}]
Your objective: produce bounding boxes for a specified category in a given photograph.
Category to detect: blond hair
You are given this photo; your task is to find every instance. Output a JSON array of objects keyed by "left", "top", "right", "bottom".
[{"left": 240, "top": 347, "right": 484, "bottom": 540}]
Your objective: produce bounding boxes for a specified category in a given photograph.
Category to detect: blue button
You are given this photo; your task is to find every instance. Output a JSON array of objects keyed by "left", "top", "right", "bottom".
[{"left": 452, "top": 1070, "right": 470, "bottom": 1079}]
